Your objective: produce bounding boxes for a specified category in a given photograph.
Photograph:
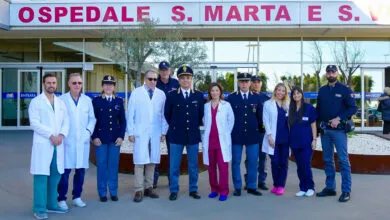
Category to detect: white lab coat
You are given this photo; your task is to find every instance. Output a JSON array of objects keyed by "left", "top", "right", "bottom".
[
  {"left": 202, "top": 100, "right": 235, "bottom": 165},
  {"left": 262, "top": 99, "right": 289, "bottom": 155},
  {"left": 60, "top": 92, "right": 96, "bottom": 169},
  {"left": 127, "top": 86, "right": 168, "bottom": 165},
  {"left": 29, "top": 93, "right": 69, "bottom": 175}
]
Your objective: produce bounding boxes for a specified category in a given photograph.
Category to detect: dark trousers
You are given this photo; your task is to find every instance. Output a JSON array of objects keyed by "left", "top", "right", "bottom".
[
  {"left": 57, "top": 168, "right": 86, "bottom": 201},
  {"left": 270, "top": 143, "right": 289, "bottom": 188},
  {"left": 292, "top": 146, "right": 314, "bottom": 191},
  {"left": 154, "top": 136, "right": 170, "bottom": 185}
]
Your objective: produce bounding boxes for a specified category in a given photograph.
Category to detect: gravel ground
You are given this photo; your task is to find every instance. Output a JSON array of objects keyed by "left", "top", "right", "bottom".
[
  {"left": 121, "top": 133, "right": 390, "bottom": 155},
  {"left": 316, "top": 133, "right": 390, "bottom": 155}
]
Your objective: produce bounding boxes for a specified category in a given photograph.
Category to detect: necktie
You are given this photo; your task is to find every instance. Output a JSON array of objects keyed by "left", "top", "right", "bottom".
[
  {"left": 243, "top": 93, "right": 247, "bottom": 101},
  {"left": 185, "top": 91, "right": 189, "bottom": 100},
  {"left": 148, "top": 89, "right": 153, "bottom": 100}
]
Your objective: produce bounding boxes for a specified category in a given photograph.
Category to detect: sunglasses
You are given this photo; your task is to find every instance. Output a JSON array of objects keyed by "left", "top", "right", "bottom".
[
  {"left": 147, "top": 78, "right": 157, "bottom": 82},
  {"left": 72, "top": 82, "right": 82, "bottom": 85}
]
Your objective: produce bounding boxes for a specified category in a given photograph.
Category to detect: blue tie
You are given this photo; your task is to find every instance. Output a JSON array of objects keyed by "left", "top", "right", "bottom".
[
  {"left": 148, "top": 89, "right": 153, "bottom": 100},
  {"left": 185, "top": 91, "right": 189, "bottom": 100},
  {"left": 243, "top": 93, "right": 247, "bottom": 100}
]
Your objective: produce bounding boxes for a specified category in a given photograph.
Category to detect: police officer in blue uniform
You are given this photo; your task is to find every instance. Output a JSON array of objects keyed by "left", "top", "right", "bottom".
[
  {"left": 227, "top": 72, "right": 263, "bottom": 196},
  {"left": 316, "top": 65, "right": 357, "bottom": 202},
  {"left": 91, "top": 75, "right": 126, "bottom": 202},
  {"left": 156, "top": 61, "right": 180, "bottom": 94},
  {"left": 164, "top": 65, "right": 204, "bottom": 201},
  {"left": 153, "top": 61, "right": 180, "bottom": 188},
  {"left": 251, "top": 75, "right": 270, "bottom": 190}
]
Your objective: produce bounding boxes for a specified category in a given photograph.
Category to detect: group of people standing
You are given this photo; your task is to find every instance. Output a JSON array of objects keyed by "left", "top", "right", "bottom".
[{"left": 28, "top": 62, "right": 357, "bottom": 220}]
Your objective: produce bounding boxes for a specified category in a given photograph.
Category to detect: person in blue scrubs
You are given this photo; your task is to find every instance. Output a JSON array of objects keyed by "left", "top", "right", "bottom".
[
  {"left": 288, "top": 87, "right": 317, "bottom": 197},
  {"left": 263, "top": 83, "right": 290, "bottom": 196}
]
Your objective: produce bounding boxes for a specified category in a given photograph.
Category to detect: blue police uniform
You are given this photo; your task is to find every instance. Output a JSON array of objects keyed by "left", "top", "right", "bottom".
[
  {"left": 244, "top": 74, "right": 271, "bottom": 189},
  {"left": 289, "top": 103, "right": 317, "bottom": 192},
  {"left": 164, "top": 65, "right": 204, "bottom": 199},
  {"left": 154, "top": 61, "right": 180, "bottom": 187},
  {"left": 227, "top": 73, "right": 263, "bottom": 195},
  {"left": 270, "top": 102, "right": 290, "bottom": 189},
  {"left": 157, "top": 77, "right": 179, "bottom": 94},
  {"left": 91, "top": 75, "right": 126, "bottom": 200},
  {"left": 316, "top": 65, "right": 357, "bottom": 198}
]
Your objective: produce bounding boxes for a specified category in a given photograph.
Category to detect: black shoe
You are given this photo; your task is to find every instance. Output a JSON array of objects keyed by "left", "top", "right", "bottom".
[
  {"left": 316, "top": 188, "right": 337, "bottom": 197},
  {"left": 133, "top": 191, "right": 143, "bottom": 203},
  {"left": 153, "top": 184, "right": 157, "bottom": 189},
  {"left": 233, "top": 189, "right": 241, "bottom": 196},
  {"left": 258, "top": 183, "right": 269, "bottom": 190},
  {"left": 247, "top": 188, "right": 262, "bottom": 196},
  {"left": 338, "top": 192, "right": 351, "bottom": 202},
  {"left": 189, "top": 191, "right": 201, "bottom": 199},
  {"left": 169, "top": 193, "right": 178, "bottom": 201},
  {"left": 111, "top": 196, "right": 119, "bottom": 201},
  {"left": 99, "top": 196, "right": 108, "bottom": 202}
]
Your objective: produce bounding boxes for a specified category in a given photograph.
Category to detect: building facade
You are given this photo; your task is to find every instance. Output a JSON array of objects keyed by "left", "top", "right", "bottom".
[{"left": 1, "top": 0, "right": 390, "bottom": 131}]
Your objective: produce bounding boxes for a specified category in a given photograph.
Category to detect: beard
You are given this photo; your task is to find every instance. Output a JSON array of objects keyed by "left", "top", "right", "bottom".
[
  {"left": 327, "top": 77, "right": 337, "bottom": 83},
  {"left": 45, "top": 87, "right": 56, "bottom": 94}
]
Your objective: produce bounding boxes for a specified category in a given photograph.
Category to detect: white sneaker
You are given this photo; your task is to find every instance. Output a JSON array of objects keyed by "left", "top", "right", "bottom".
[
  {"left": 58, "top": 200, "right": 68, "bottom": 210},
  {"left": 295, "top": 191, "right": 306, "bottom": 197},
  {"left": 72, "top": 198, "right": 86, "bottom": 207},
  {"left": 305, "top": 189, "right": 315, "bottom": 197}
]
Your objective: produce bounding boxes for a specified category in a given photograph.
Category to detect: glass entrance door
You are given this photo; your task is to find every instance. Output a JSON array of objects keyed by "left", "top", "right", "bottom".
[
  {"left": 42, "top": 70, "right": 65, "bottom": 95},
  {"left": 360, "top": 68, "right": 385, "bottom": 130},
  {"left": 18, "top": 70, "right": 40, "bottom": 127}
]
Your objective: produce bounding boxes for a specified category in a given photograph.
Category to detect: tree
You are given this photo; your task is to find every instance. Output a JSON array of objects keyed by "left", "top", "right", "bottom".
[
  {"left": 193, "top": 71, "right": 212, "bottom": 91},
  {"left": 332, "top": 41, "right": 365, "bottom": 86},
  {"left": 310, "top": 41, "right": 324, "bottom": 90},
  {"left": 153, "top": 25, "right": 208, "bottom": 73},
  {"left": 280, "top": 73, "right": 318, "bottom": 92},
  {"left": 258, "top": 72, "right": 269, "bottom": 92},
  {"left": 102, "top": 19, "right": 159, "bottom": 88}
]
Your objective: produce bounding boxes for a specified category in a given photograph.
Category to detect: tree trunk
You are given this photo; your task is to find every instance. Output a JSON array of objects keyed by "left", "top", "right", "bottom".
[
  {"left": 315, "top": 71, "right": 321, "bottom": 90},
  {"left": 136, "top": 66, "right": 142, "bottom": 87}
]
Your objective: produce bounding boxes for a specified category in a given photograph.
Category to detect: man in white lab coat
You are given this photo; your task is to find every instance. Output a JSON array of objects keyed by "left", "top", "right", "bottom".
[
  {"left": 127, "top": 70, "right": 168, "bottom": 203},
  {"left": 57, "top": 73, "right": 96, "bottom": 210},
  {"left": 29, "top": 73, "right": 69, "bottom": 220}
]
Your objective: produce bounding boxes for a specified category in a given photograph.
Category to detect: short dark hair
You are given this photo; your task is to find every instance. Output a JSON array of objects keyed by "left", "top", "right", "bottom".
[
  {"left": 43, "top": 73, "right": 56, "bottom": 83},
  {"left": 207, "top": 83, "right": 225, "bottom": 101}
]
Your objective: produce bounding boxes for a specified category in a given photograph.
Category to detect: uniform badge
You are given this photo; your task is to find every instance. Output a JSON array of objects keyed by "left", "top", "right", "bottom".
[
  {"left": 251, "top": 104, "right": 257, "bottom": 113},
  {"left": 335, "top": 94, "right": 342, "bottom": 97},
  {"left": 108, "top": 76, "right": 112, "bottom": 80},
  {"left": 183, "top": 66, "right": 187, "bottom": 72},
  {"left": 302, "top": 117, "right": 309, "bottom": 121},
  {"left": 115, "top": 105, "right": 120, "bottom": 110}
]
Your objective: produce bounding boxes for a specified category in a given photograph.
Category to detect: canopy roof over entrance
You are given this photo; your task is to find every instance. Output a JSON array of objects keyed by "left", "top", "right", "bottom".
[{"left": 1, "top": 0, "right": 390, "bottom": 38}]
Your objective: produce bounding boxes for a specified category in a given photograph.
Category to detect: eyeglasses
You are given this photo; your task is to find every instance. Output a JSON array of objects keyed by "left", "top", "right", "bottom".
[
  {"left": 147, "top": 78, "right": 157, "bottom": 82},
  {"left": 72, "top": 82, "right": 82, "bottom": 85}
]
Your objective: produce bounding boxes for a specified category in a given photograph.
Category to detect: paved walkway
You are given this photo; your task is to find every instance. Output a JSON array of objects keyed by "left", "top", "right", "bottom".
[{"left": 0, "top": 131, "right": 389, "bottom": 220}]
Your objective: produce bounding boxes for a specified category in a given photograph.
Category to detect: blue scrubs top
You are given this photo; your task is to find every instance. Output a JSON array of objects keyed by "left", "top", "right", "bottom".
[
  {"left": 289, "top": 103, "right": 317, "bottom": 148},
  {"left": 275, "top": 103, "right": 289, "bottom": 145}
]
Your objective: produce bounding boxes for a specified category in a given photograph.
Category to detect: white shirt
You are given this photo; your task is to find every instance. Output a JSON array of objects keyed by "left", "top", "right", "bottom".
[
  {"left": 181, "top": 88, "right": 191, "bottom": 99},
  {"left": 240, "top": 90, "right": 249, "bottom": 99},
  {"left": 105, "top": 95, "right": 113, "bottom": 101}
]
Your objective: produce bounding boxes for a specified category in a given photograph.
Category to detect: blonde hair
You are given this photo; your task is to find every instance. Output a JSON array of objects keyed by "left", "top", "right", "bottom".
[
  {"left": 272, "top": 83, "right": 290, "bottom": 111},
  {"left": 384, "top": 87, "right": 390, "bottom": 96}
]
